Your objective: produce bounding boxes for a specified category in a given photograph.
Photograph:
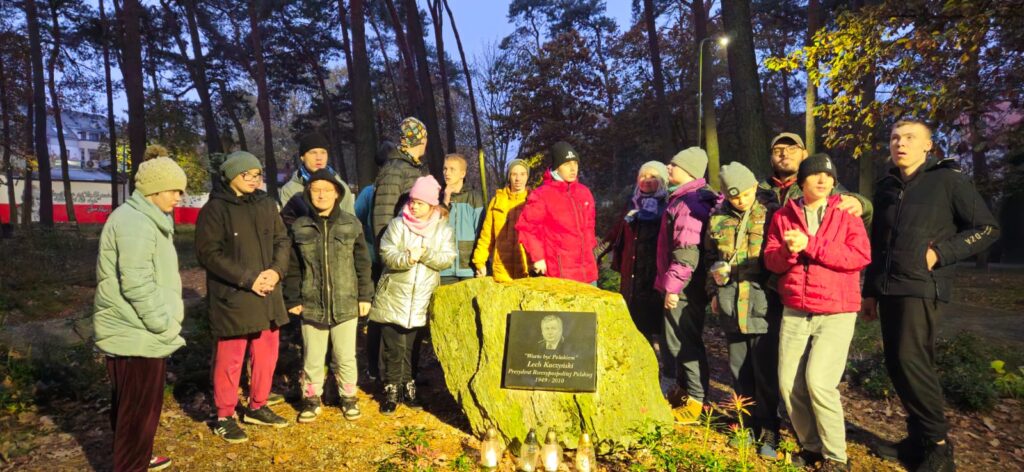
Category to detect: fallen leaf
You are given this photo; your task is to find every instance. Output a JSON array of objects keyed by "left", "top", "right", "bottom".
[
  {"left": 226, "top": 452, "right": 238, "bottom": 461},
  {"left": 273, "top": 454, "right": 291, "bottom": 464},
  {"left": 990, "top": 439, "right": 1001, "bottom": 447},
  {"left": 981, "top": 416, "right": 997, "bottom": 432}
]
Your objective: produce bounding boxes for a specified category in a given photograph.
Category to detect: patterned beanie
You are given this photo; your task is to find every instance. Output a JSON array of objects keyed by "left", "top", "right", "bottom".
[{"left": 399, "top": 117, "right": 428, "bottom": 149}]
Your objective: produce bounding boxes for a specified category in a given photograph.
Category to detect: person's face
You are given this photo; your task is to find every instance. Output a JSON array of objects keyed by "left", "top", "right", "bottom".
[
  {"left": 637, "top": 169, "right": 662, "bottom": 194},
  {"left": 541, "top": 319, "right": 562, "bottom": 343},
  {"left": 727, "top": 185, "right": 758, "bottom": 212},
  {"left": 508, "top": 165, "right": 528, "bottom": 192},
  {"left": 801, "top": 173, "right": 835, "bottom": 203},
  {"left": 408, "top": 198, "right": 432, "bottom": 219},
  {"left": 555, "top": 160, "right": 578, "bottom": 182},
  {"left": 443, "top": 159, "right": 467, "bottom": 186},
  {"left": 147, "top": 189, "right": 183, "bottom": 213},
  {"left": 406, "top": 141, "right": 427, "bottom": 161},
  {"left": 309, "top": 180, "right": 339, "bottom": 214},
  {"left": 889, "top": 123, "right": 933, "bottom": 172},
  {"left": 770, "top": 142, "right": 808, "bottom": 177},
  {"left": 666, "top": 163, "right": 693, "bottom": 186},
  {"left": 229, "top": 169, "right": 263, "bottom": 195},
  {"left": 301, "top": 148, "right": 329, "bottom": 172}
]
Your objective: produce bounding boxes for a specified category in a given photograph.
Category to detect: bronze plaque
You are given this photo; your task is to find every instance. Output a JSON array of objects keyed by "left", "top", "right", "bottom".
[{"left": 502, "top": 311, "right": 597, "bottom": 392}]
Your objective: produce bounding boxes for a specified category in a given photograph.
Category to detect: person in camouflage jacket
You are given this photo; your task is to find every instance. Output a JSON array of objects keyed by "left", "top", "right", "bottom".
[{"left": 704, "top": 162, "right": 782, "bottom": 459}]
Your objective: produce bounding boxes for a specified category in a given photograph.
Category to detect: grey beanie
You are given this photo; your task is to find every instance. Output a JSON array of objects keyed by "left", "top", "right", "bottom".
[
  {"left": 221, "top": 151, "right": 263, "bottom": 181},
  {"left": 638, "top": 161, "right": 669, "bottom": 189},
  {"left": 135, "top": 157, "right": 187, "bottom": 195},
  {"left": 719, "top": 162, "right": 758, "bottom": 198},
  {"left": 507, "top": 159, "right": 529, "bottom": 177},
  {"left": 669, "top": 147, "right": 709, "bottom": 180}
]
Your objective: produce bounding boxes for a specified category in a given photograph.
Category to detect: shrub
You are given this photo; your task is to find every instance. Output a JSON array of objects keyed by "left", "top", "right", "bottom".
[{"left": 936, "top": 333, "right": 999, "bottom": 411}]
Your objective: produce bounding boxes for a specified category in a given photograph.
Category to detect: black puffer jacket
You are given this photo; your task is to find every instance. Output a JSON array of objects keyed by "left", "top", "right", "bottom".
[
  {"left": 864, "top": 158, "right": 999, "bottom": 301},
  {"left": 371, "top": 148, "right": 427, "bottom": 242},
  {"left": 284, "top": 201, "right": 374, "bottom": 326},
  {"left": 195, "top": 189, "right": 291, "bottom": 338}
]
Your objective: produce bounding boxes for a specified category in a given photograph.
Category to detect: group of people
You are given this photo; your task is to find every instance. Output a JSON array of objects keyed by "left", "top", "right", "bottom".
[{"left": 92, "top": 115, "right": 996, "bottom": 472}]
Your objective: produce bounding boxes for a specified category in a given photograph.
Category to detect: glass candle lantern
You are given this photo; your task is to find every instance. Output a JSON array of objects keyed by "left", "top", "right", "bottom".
[
  {"left": 479, "top": 427, "right": 503, "bottom": 469},
  {"left": 517, "top": 429, "right": 541, "bottom": 472},
  {"left": 541, "top": 430, "right": 562, "bottom": 472},
  {"left": 574, "top": 432, "right": 596, "bottom": 472}
]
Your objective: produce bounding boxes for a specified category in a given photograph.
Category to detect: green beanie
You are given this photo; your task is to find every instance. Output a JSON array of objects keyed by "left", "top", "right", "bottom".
[{"left": 221, "top": 151, "right": 262, "bottom": 182}]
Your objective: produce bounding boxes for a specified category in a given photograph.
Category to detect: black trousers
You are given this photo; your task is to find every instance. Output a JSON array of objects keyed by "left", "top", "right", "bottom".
[
  {"left": 726, "top": 310, "right": 782, "bottom": 434},
  {"left": 879, "top": 296, "right": 949, "bottom": 443},
  {"left": 380, "top": 323, "right": 423, "bottom": 385},
  {"left": 107, "top": 357, "right": 166, "bottom": 472},
  {"left": 366, "top": 320, "right": 382, "bottom": 378}
]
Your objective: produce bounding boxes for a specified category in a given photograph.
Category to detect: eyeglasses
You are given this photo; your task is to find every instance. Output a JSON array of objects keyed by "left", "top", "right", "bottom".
[
  {"left": 771, "top": 145, "right": 802, "bottom": 157},
  {"left": 240, "top": 171, "right": 264, "bottom": 182}
]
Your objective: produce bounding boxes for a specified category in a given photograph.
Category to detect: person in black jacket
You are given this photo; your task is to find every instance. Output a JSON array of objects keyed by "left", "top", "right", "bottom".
[
  {"left": 196, "top": 151, "right": 292, "bottom": 443},
  {"left": 862, "top": 119, "right": 999, "bottom": 471},
  {"left": 283, "top": 170, "right": 373, "bottom": 423}
]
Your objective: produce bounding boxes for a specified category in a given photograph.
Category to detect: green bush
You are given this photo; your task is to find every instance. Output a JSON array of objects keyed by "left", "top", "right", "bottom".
[
  {"left": 0, "top": 342, "right": 107, "bottom": 413},
  {"left": 936, "top": 333, "right": 999, "bottom": 411}
]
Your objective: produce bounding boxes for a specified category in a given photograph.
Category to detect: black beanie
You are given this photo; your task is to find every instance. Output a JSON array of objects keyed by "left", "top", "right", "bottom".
[
  {"left": 304, "top": 168, "right": 345, "bottom": 199},
  {"left": 549, "top": 141, "right": 580, "bottom": 170},
  {"left": 797, "top": 153, "right": 838, "bottom": 185},
  {"left": 298, "top": 132, "right": 331, "bottom": 156}
]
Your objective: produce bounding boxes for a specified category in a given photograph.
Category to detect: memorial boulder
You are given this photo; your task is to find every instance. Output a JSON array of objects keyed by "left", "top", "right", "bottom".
[{"left": 430, "top": 277, "right": 672, "bottom": 452}]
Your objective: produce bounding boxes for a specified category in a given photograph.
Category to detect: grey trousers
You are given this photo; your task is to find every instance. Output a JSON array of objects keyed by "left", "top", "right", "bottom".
[
  {"left": 300, "top": 317, "right": 359, "bottom": 399},
  {"left": 662, "top": 300, "right": 709, "bottom": 402},
  {"left": 778, "top": 308, "right": 856, "bottom": 464}
]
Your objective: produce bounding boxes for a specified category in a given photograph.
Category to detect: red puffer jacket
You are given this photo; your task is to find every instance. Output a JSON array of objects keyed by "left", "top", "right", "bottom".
[
  {"left": 764, "top": 195, "right": 871, "bottom": 314},
  {"left": 515, "top": 170, "right": 598, "bottom": 283}
]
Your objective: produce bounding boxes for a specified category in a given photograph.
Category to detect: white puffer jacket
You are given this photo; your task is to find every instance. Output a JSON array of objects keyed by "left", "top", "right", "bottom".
[{"left": 369, "top": 215, "right": 456, "bottom": 328}]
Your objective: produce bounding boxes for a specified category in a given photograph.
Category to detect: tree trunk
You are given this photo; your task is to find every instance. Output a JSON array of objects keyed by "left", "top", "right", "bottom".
[
  {"left": 100, "top": 0, "right": 119, "bottom": 210},
  {"left": 383, "top": 0, "right": 421, "bottom": 109},
  {"left": 804, "top": 0, "right": 822, "bottom": 154},
  {"left": 858, "top": 71, "right": 876, "bottom": 197},
  {"left": 216, "top": 79, "right": 248, "bottom": 152},
  {"left": 349, "top": 0, "right": 379, "bottom": 187},
  {"left": 247, "top": 0, "right": 279, "bottom": 200},
  {"left": 21, "top": 70, "right": 34, "bottom": 228},
  {"left": 694, "top": 0, "right": 721, "bottom": 187},
  {"left": 428, "top": 0, "right": 456, "bottom": 153},
  {"left": 720, "top": 0, "right": 770, "bottom": 177},
  {"left": 643, "top": 0, "right": 672, "bottom": 157},
  {"left": 965, "top": 36, "right": 992, "bottom": 269},
  {"left": 181, "top": 0, "right": 222, "bottom": 154},
  {"left": 311, "top": 62, "right": 349, "bottom": 181},
  {"left": 442, "top": 0, "right": 484, "bottom": 195},
  {"left": 27, "top": 0, "right": 53, "bottom": 226},
  {"left": 47, "top": 1, "right": 77, "bottom": 224},
  {"left": 369, "top": 12, "right": 406, "bottom": 116},
  {"left": 404, "top": 0, "right": 444, "bottom": 177},
  {"left": 0, "top": 58, "right": 16, "bottom": 228},
  {"left": 119, "top": 0, "right": 147, "bottom": 193},
  {"left": 338, "top": 1, "right": 355, "bottom": 75}
]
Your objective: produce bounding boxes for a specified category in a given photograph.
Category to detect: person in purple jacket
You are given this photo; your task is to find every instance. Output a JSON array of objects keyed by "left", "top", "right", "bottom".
[{"left": 654, "top": 147, "right": 722, "bottom": 424}]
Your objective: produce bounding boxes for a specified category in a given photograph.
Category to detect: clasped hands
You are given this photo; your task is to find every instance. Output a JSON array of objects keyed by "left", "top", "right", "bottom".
[
  {"left": 251, "top": 269, "right": 280, "bottom": 297},
  {"left": 408, "top": 245, "right": 426, "bottom": 264},
  {"left": 782, "top": 229, "right": 809, "bottom": 254}
]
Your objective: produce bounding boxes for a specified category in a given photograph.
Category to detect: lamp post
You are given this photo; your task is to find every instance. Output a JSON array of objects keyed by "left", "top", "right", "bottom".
[{"left": 697, "top": 35, "right": 729, "bottom": 148}]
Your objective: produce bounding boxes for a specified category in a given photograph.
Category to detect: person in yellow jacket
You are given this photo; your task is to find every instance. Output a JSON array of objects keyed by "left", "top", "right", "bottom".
[{"left": 472, "top": 159, "right": 531, "bottom": 282}]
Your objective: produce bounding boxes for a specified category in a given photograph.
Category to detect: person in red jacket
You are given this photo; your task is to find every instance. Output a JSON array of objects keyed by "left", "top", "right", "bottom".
[
  {"left": 515, "top": 141, "right": 598, "bottom": 284},
  {"left": 764, "top": 153, "right": 871, "bottom": 472}
]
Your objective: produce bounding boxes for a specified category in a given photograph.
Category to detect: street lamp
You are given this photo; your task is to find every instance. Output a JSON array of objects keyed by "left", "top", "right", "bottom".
[{"left": 697, "top": 35, "right": 729, "bottom": 148}]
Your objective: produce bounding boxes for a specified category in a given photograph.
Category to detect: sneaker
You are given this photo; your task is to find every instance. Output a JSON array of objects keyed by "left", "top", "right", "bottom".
[
  {"left": 672, "top": 397, "right": 704, "bottom": 425},
  {"left": 916, "top": 441, "right": 955, "bottom": 472},
  {"left": 876, "top": 436, "right": 925, "bottom": 465},
  {"left": 402, "top": 380, "right": 423, "bottom": 410},
  {"left": 341, "top": 395, "right": 362, "bottom": 420},
  {"left": 266, "top": 392, "right": 285, "bottom": 406},
  {"left": 758, "top": 430, "right": 780, "bottom": 460},
  {"left": 791, "top": 450, "right": 824, "bottom": 468},
  {"left": 297, "top": 397, "right": 322, "bottom": 423},
  {"left": 817, "top": 459, "right": 849, "bottom": 471},
  {"left": 148, "top": 456, "right": 172, "bottom": 470},
  {"left": 243, "top": 405, "right": 289, "bottom": 428},
  {"left": 380, "top": 384, "right": 399, "bottom": 415},
  {"left": 212, "top": 417, "right": 248, "bottom": 444}
]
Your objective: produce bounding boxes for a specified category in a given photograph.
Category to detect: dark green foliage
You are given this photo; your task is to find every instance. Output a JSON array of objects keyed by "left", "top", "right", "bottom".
[{"left": 935, "top": 333, "right": 999, "bottom": 411}]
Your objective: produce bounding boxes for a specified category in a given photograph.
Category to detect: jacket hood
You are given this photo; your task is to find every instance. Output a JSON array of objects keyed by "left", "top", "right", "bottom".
[
  {"left": 210, "top": 187, "right": 269, "bottom": 205},
  {"left": 126, "top": 190, "right": 174, "bottom": 236}
]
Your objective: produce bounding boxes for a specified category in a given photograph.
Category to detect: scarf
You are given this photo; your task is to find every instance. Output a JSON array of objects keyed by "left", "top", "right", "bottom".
[
  {"left": 626, "top": 187, "right": 667, "bottom": 223},
  {"left": 550, "top": 169, "right": 565, "bottom": 182},
  {"left": 771, "top": 175, "right": 797, "bottom": 190},
  {"left": 401, "top": 204, "right": 441, "bottom": 237}
]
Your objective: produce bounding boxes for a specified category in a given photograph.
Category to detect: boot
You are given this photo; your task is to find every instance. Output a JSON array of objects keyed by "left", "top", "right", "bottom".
[
  {"left": 916, "top": 440, "right": 955, "bottom": 472},
  {"left": 402, "top": 380, "right": 423, "bottom": 410},
  {"left": 380, "top": 384, "right": 399, "bottom": 415}
]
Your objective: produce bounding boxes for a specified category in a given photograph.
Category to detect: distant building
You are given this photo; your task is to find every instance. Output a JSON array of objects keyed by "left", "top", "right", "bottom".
[{"left": 45, "top": 110, "right": 107, "bottom": 169}]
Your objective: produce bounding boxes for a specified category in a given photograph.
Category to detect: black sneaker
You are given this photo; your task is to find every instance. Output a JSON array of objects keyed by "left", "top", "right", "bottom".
[
  {"left": 341, "top": 395, "right": 362, "bottom": 420},
  {"left": 213, "top": 417, "right": 248, "bottom": 444},
  {"left": 243, "top": 405, "right": 289, "bottom": 428},
  {"left": 266, "top": 392, "right": 285, "bottom": 406},
  {"left": 876, "top": 436, "right": 925, "bottom": 465},
  {"left": 916, "top": 441, "right": 955, "bottom": 472},
  {"left": 148, "top": 455, "right": 172, "bottom": 470},
  {"left": 402, "top": 380, "right": 423, "bottom": 410},
  {"left": 380, "top": 384, "right": 399, "bottom": 415},
  {"left": 791, "top": 449, "right": 824, "bottom": 468},
  {"left": 297, "top": 397, "right": 322, "bottom": 424}
]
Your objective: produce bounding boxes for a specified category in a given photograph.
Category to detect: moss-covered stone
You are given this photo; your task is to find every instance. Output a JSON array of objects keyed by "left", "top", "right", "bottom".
[{"left": 430, "top": 277, "right": 672, "bottom": 453}]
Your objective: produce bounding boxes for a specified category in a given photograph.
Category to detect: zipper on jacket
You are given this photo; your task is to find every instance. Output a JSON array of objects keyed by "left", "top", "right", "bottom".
[
  {"left": 322, "top": 218, "right": 334, "bottom": 324},
  {"left": 883, "top": 186, "right": 906, "bottom": 294},
  {"left": 407, "top": 232, "right": 421, "bottom": 327},
  {"left": 568, "top": 184, "right": 585, "bottom": 278}
]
